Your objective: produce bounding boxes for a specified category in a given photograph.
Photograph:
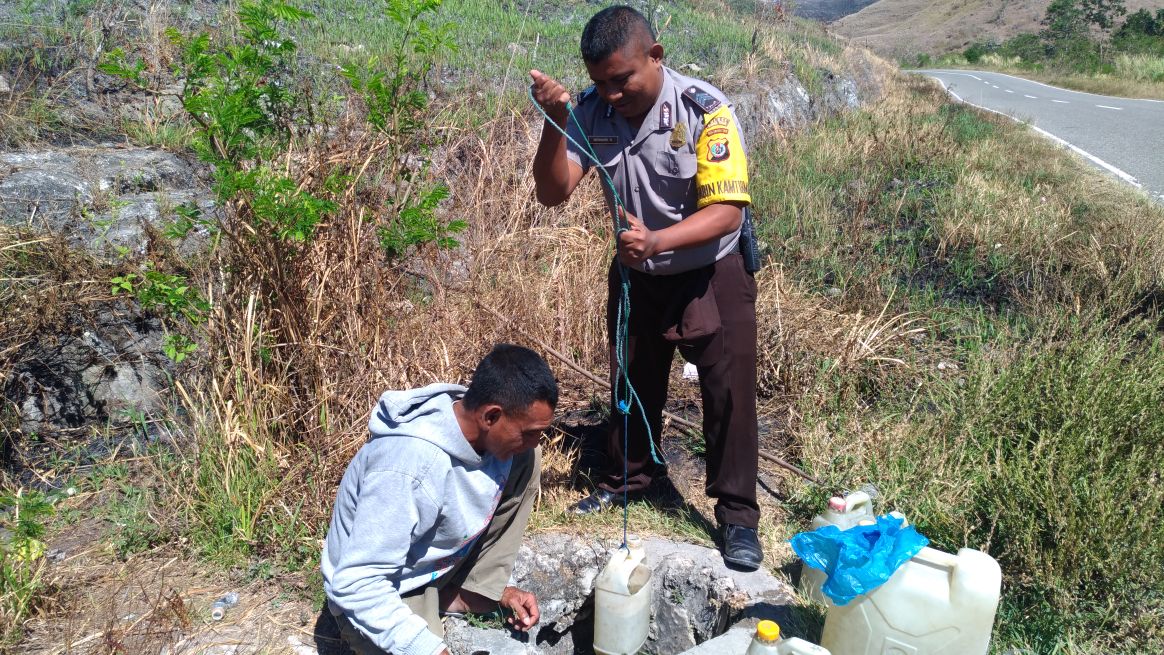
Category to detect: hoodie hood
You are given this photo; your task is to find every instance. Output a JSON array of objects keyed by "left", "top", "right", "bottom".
[{"left": 368, "top": 382, "right": 481, "bottom": 465}]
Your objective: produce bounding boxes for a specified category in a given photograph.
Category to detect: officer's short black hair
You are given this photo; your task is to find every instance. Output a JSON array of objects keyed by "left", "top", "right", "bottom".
[
  {"left": 463, "top": 344, "right": 559, "bottom": 415},
  {"left": 580, "top": 5, "right": 656, "bottom": 64}
]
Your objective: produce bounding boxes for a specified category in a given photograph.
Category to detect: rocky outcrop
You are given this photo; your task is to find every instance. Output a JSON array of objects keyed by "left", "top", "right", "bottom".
[
  {"left": 441, "top": 533, "right": 795, "bottom": 655},
  {"left": 4, "top": 304, "right": 170, "bottom": 436},
  {"left": 0, "top": 147, "right": 214, "bottom": 262},
  {"left": 733, "top": 70, "right": 862, "bottom": 142}
]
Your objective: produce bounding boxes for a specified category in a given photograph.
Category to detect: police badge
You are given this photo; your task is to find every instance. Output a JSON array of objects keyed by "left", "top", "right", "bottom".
[{"left": 670, "top": 121, "right": 687, "bottom": 150}]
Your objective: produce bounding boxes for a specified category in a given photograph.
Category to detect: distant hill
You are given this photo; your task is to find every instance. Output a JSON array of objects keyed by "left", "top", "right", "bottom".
[
  {"left": 793, "top": 0, "right": 880, "bottom": 23},
  {"left": 831, "top": 0, "right": 1161, "bottom": 58}
]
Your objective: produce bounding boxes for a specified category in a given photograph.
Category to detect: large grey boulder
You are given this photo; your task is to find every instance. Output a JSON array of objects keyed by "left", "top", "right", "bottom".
[
  {"left": 443, "top": 533, "right": 795, "bottom": 655},
  {"left": 0, "top": 147, "right": 213, "bottom": 262}
]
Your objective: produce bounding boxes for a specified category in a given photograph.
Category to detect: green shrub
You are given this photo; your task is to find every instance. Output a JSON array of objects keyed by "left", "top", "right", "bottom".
[
  {"left": 0, "top": 490, "right": 57, "bottom": 643},
  {"left": 1000, "top": 33, "right": 1047, "bottom": 63},
  {"left": 963, "top": 42, "right": 992, "bottom": 64}
]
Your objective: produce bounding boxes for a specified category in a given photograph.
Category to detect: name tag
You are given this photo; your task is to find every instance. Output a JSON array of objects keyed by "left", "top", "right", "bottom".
[{"left": 590, "top": 136, "right": 620, "bottom": 145}]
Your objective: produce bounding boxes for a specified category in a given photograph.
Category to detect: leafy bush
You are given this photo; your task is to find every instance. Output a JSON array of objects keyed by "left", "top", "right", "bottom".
[
  {"left": 0, "top": 490, "right": 57, "bottom": 643},
  {"left": 962, "top": 41, "right": 992, "bottom": 64},
  {"left": 1000, "top": 33, "right": 1047, "bottom": 62}
]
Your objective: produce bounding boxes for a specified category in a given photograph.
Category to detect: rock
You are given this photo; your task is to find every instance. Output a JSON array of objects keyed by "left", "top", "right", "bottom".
[
  {"left": 0, "top": 75, "right": 10, "bottom": 94},
  {"left": 0, "top": 147, "right": 214, "bottom": 261},
  {"left": 5, "top": 305, "right": 170, "bottom": 435},
  {"left": 732, "top": 69, "right": 863, "bottom": 142},
  {"left": 445, "top": 533, "right": 794, "bottom": 655},
  {"left": 78, "top": 190, "right": 216, "bottom": 262},
  {"left": 444, "top": 624, "right": 539, "bottom": 654}
]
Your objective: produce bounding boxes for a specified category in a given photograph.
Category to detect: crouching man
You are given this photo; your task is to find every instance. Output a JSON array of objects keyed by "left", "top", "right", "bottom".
[{"left": 322, "top": 344, "right": 558, "bottom": 655}]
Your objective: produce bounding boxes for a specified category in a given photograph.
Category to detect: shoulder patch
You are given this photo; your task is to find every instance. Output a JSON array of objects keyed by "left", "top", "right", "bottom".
[
  {"left": 576, "top": 85, "right": 597, "bottom": 105},
  {"left": 682, "top": 85, "right": 722, "bottom": 114}
]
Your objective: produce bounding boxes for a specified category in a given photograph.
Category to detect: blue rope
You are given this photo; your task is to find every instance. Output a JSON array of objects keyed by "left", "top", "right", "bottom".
[{"left": 529, "top": 86, "right": 665, "bottom": 545}]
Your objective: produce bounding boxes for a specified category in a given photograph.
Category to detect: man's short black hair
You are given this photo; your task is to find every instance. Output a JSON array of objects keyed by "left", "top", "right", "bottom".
[
  {"left": 580, "top": 5, "right": 656, "bottom": 64},
  {"left": 463, "top": 344, "right": 559, "bottom": 414}
]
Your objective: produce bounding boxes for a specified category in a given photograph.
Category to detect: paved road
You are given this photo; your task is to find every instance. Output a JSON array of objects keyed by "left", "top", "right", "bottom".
[{"left": 915, "top": 69, "right": 1164, "bottom": 203}]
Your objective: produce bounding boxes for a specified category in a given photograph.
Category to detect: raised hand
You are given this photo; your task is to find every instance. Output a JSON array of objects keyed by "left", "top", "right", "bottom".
[{"left": 529, "top": 70, "right": 570, "bottom": 124}]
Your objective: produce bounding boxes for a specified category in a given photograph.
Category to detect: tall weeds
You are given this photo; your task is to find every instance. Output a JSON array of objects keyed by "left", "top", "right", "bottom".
[{"left": 752, "top": 71, "right": 1164, "bottom": 652}]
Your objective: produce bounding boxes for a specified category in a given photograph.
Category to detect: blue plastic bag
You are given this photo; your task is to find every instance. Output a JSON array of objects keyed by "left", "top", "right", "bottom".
[{"left": 791, "top": 514, "right": 929, "bottom": 606}]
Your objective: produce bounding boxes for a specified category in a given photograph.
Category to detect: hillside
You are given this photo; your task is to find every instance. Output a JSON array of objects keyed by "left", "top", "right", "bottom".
[
  {"left": 832, "top": 0, "right": 1161, "bottom": 58},
  {"left": 793, "top": 0, "right": 879, "bottom": 23}
]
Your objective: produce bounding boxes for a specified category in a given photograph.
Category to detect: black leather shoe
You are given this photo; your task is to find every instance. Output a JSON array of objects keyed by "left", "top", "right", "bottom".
[
  {"left": 570, "top": 488, "right": 618, "bottom": 515},
  {"left": 721, "top": 524, "right": 764, "bottom": 571}
]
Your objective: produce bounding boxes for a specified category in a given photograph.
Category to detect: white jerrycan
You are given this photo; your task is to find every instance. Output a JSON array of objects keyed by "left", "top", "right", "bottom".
[
  {"left": 593, "top": 535, "right": 653, "bottom": 655},
  {"left": 746, "top": 620, "right": 833, "bottom": 655},
  {"left": 820, "top": 546, "right": 1002, "bottom": 655},
  {"left": 800, "top": 491, "right": 877, "bottom": 604}
]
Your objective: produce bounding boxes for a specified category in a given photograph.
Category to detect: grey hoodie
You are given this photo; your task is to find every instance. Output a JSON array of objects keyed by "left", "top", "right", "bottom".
[{"left": 322, "top": 384, "right": 513, "bottom": 655}]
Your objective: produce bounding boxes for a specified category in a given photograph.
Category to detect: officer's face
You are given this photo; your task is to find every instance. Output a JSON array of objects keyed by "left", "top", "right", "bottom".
[{"left": 585, "top": 39, "right": 665, "bottom": 122}]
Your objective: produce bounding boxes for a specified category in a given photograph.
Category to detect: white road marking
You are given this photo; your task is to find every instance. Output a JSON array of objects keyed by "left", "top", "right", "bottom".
[
  {"left": 1025, "top": 95, "right": 1037, "bottom": 99},
  {"left": 1052, "top": 99, "right": 1069, "bottom": 104},
  {"left": 969, "top": 74, "right": 982, "bottom": 81},
  {"left": 1006, "top": 89, "right": 1014, "bottom": 93},
  {"left": 927, "top": 76, "right": 1142, "bottom": 189},
  {"left": 948, "top": 69, "right": 1164, "bottom": 103},
  {"left": 1096, "top": 104, "right": 1123, "bottom": 110}
]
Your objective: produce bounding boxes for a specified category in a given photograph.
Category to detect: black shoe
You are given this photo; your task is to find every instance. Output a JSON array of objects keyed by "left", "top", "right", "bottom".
[
  {"left": 721, "top": 524, "right": 764, "bottom": 571},
  {"left": 570, "top": 488, "right": 618, "bottom": 515}
]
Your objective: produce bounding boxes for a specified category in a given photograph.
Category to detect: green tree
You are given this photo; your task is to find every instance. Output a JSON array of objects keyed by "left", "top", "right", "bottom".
[
  {"left": 1042, "top": 0, "right": 1087, "bottom": 43},
  {"left": 1080, "top": 0, "right": 1127, "bottom": 32},
  {"left": 1043, "top": 0, "right": 1127, "bottom": 41}
]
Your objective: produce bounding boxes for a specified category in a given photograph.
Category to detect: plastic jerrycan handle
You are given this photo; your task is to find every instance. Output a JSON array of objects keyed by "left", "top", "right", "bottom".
[
  {"left": 910, "top": 547, "right": 1002, "bottom": 606},
  {"left": 843, "top": 490, "right": 873, "bottom": 514}
]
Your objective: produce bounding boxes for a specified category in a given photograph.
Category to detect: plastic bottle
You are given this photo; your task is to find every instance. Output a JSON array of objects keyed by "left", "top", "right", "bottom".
[
  {"left": 210, "top": 591, "right": 239, "bottom": 621},
  {"left": 745, "top": 620, "right": 782, "bottom": 654},
  {"left": 593, "top": 535, "right": 653, "bottom": 655},
  {"left": 746, "top": 620, "right": 832, "bottom": 655},
  {"left": 820, "top": 547, "right": 1001, "bottom": 655}
]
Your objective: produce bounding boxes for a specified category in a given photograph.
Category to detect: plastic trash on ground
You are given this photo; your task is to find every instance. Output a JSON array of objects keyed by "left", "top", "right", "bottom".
[
  {"left": 791, "top": 514, "right": 928, "bottom": 606},
  {"left": 210, "top": 591, "right": 239, "bottom": 621}
]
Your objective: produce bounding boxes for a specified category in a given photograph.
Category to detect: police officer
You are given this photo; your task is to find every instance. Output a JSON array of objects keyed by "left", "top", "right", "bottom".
[{"left": 530, "top": 5, "right": 762, "bottom": 571}]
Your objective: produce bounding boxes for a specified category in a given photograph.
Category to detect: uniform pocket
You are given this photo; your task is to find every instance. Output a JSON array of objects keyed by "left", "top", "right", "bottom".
[{"left": 652, "top": 152, "right": 698, "bottom": 205}]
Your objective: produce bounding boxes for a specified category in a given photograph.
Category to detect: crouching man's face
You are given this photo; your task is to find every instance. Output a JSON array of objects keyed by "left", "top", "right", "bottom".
[{"left": 479, "top": 400, "right": 554, "bottom": 461}]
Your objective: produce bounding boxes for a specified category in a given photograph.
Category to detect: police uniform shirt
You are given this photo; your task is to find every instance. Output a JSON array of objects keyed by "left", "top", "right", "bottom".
[{"left": 565, "top": 66, "right": 752, "bottom": 275}]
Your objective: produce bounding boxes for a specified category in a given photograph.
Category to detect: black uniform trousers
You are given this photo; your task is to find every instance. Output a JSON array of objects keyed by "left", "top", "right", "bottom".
[{"left": 599, "top": 252, "right": 760, "bottom": 529}]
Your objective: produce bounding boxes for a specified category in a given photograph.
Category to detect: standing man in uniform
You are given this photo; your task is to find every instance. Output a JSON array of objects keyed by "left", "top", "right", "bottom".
[{"left": 529, "top": 5, "right": 763, "bottom": 571}]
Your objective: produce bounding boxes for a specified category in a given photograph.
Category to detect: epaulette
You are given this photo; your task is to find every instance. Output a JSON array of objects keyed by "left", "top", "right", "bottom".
[
  {"left": 682, "top": 85, "right": 722, "bottom": 114},
  {"left": 576, "top": 85, "right": 597, "bottom": 105}
]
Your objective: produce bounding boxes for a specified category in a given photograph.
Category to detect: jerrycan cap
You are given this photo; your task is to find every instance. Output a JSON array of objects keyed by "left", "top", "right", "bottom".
[
  {"left": 827, "top": 496, "right": 847, "bottom": 512},
  {"left": 755, "top": 620, "right": 780, "bottom": 642}
]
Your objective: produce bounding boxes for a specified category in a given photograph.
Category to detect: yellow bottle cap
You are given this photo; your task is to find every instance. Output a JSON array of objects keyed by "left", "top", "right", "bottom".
[{"left": 756, "top": 620, "right": 780, "bottom": 642}]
